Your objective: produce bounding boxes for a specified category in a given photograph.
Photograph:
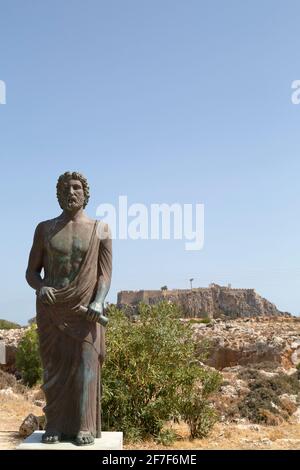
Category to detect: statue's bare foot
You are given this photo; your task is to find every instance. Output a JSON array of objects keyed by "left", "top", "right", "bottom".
[
  {"left": 75, "top": 431, "right": 95, "bottom": 446},
  {"left": 42, "top": 430, "right": 61, "bottom": 444}
]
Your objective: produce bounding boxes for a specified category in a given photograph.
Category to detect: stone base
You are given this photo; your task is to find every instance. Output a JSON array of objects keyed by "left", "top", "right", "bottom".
[{"left": 17, "top": 431, "right": 123, "bottom": 450}]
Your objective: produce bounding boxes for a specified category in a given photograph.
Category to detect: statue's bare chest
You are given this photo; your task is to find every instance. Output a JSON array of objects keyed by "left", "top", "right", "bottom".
[
  {"left": 44, "top": 220, "right": 95, "bottom": 287},
  {"left": 46, "top": 221, "right": 94, "bottom": 258}
]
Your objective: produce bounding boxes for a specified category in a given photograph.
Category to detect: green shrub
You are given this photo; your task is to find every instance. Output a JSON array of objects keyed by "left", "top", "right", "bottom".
[
  {"left": 102, "top": 302, "right": 221, "bottom": 441},
  {"left": 155, "top": 429, "right": 178, "bottom": 446},
  {"left": 238, "top": 370, "right": 300, "bottom": 424},
  {"left": 179, "top": 391, "right": 219, "bottom": 439},
  {"left": 247, "top": 361, "right": 279, "bottom": 371},
  {"left": 238, "top": 386, "right": 282, "bottom": 424},
  {"left": 199, "top": 318, "right": 211, "bottom": 324},
  {"left": 188, "top": 318, "right": 211, "bottom": 325},
  {"left": 0, "top": 319, "right": 21, "bottom": 329},
  {"left": 238, "top": 368, "right": 261, "bottom": 382},
  {"left": 16, "top": 324, "right": 42, "bottom": 387},
  {"left": 247, "top": 372, "right": 300, "bottom": 397}
]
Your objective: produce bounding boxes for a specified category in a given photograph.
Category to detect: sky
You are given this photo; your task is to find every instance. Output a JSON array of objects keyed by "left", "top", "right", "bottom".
[{"left": 0, "top": 0, "right": 300, "bottom": 325}]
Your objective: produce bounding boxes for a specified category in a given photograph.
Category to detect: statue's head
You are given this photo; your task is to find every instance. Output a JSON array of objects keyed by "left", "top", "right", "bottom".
[{"left": 56, "top": 171, "right": 90, "bottom": 211}]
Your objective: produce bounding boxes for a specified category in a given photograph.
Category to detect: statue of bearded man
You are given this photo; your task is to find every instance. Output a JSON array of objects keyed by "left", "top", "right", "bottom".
[{"left": 26, "top": 171, "right": 112, "bottom": 446}]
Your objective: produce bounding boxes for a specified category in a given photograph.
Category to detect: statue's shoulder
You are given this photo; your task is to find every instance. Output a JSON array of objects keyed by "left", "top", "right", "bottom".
[
  {"left": 84, "top": 216, "right": 98, "bottom": 226},
  {"left": 95, "top": 219, "right": 110, "bottom": 230},
  {"left": 85, "top": 216, "right": 110, "bottom": 232},
  {"left": 35, "top": 217, "right": 61, "bottom": 235}
]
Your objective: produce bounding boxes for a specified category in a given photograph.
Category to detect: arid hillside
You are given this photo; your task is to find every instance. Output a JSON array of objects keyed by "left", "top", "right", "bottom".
[{"left": 1, "top": 316, "right": 300, "bottom": 450}]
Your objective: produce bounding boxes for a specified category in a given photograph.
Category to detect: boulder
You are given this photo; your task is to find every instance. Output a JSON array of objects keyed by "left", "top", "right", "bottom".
[{"left": 19, "top": 413, "right": 45, "bottom": 438}]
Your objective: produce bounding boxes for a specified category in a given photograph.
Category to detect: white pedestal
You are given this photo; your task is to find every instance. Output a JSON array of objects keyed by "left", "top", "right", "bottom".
[{"left": 17, "top": 431, "right": 123, "bottom": 450}]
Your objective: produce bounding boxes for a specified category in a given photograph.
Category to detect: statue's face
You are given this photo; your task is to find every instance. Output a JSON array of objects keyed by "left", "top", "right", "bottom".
[{"left": 61, "top": 178, "right": 85, "bottom": 211}]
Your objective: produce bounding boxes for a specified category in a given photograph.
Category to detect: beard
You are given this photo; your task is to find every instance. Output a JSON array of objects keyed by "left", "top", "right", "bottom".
[{"left": 61, "top": 194, "right": 85, "bottom": 211}]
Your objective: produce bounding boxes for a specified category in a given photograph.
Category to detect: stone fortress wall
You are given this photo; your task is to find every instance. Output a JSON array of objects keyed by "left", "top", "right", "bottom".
[{"left": 117, "top": 284, "right": 290, "bottom": 319}]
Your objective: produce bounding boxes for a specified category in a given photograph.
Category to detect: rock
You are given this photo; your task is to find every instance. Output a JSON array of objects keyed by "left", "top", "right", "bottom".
[
  {"left": 193, "top": 323, "right": 207, "bottom": 329},
  {"left": 279, "top": 394, "right": 298, "bottom": 414},
  {"left": 291, "top": 348, "right": 300, "bottom": 366},
  {"left": 259, "top": 370, "right": 277, "bottom": 378},
  {"left": 291, "top": 407, "right": 300, "bottom": 423},
  {"left": 222, "top": 365, "right": 244, "bottom": 373},
  {"left": 220, "top": 385, "right": 238, "bottom": 397},
  {"left": 0, "top": 328, "right": 29, "bottom": 373},
  {"left": 286, "top": 367, "right": 298, "bottom": 376},
  {"left": 33, "top": 400, "right": 45, "bottom": 407},
  {"left": 236, "top": 423, "right": 260, "bottom": 431},
  {"left": 260, "top": 438, "right": 272, "bottom": 446},
  {"left": 249, "top": 424, "right": 260, "bottom": 431},
  {"left": 117, "top": 284, "right": 291, "bottom": 319},
  {"left": 279, "top": 394, "right": 298, "bottom": 404},
  {"left": 0, "top": 387, "right": 20, "bottom": 400},
  {"left": 19, "top": 413, "right": 45, "bottom": 437},
  {"left": 33, "top": 388, "right": 45, "bottom": 401},
  {"left": 192, "top": 317, "right": 300, "bottom": 369}
]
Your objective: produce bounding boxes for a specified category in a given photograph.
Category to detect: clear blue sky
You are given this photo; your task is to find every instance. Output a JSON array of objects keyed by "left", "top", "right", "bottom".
[{"left": 0, "top": 1, "right": 300, "bottom": 324}]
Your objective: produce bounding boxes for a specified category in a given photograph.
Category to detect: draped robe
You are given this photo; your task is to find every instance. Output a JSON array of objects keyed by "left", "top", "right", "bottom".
[{"left": 36, "top": 221, "right": 110, "bottom": 437}]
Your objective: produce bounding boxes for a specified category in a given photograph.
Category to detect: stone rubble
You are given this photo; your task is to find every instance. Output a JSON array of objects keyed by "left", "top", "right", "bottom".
[
  {"left": 191, "top": 317, "right": 300, "bottom": 369},
  {"left": 0, "top": 328, "right": 29, "bottom": 373}
]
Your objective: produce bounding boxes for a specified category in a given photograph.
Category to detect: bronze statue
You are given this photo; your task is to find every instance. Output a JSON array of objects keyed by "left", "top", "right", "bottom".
[{"left": 26, "top": 171, "right": 112, "bottom": 446}]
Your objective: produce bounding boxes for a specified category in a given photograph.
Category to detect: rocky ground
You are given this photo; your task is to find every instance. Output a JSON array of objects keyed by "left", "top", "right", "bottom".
[
  {"left": 1, "top": 317, "right": 300, "bottom": 450},
  {"left": 190, "top": 316, "right": 300, "bottom": 369},
  {"left": 0, "top": 327, "right": 29, "bottom": 374}
]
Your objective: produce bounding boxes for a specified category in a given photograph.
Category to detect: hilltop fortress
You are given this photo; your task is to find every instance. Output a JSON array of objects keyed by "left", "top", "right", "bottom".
[{"left": 117, "top": 284, "right": 291, "bottom": 318}]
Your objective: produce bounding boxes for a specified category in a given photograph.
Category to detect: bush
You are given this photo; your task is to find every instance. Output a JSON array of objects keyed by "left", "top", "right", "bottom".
[
  {"left": 238, "top": 386, "right": 283, "bottom": 424},
  {"left": 16, "top": 324, "right": 42, "bottom": 387},
  {"left": 102, "top": 302, "right": 222, "bottom": 441},
  {"left": 0, "top": 319, "right": 21, "bottom": 329},
  {"left": 180, "top": 391, "right": 219, "bottom": 439},
  {"left": 0, "top": 370, "right": 28, "bottom": 394},
  {"left": 187, "top": 318, "right": 211, "bottom": 325},
  {"left": 238, "top": 370, "right": 300, "bottom": 424},
  {"left": 252, "top": 373, "right": 300, "bottom": 396},
  {"left": 155, "top": 429, "right": 178, "bottom": 446}
]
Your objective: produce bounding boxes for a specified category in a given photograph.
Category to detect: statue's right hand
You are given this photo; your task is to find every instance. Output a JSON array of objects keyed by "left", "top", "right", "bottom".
[{"left": 36, "top": 286, "right": 56, "bottom": 305}]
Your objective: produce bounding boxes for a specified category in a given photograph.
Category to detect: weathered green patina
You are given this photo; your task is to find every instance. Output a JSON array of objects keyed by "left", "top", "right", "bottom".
[{"left": 26, "top": 172, "right": 112, "bottom": 445}]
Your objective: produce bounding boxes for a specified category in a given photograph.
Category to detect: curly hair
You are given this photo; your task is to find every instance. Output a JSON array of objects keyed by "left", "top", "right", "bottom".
[{"left": 56, "top": 171, "right": 90, "bottom": 209}]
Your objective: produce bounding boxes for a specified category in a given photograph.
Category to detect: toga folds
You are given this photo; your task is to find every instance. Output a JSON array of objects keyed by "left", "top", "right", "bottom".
[{"left": 36, "top": 221, "right": 112, "bottom": 437}]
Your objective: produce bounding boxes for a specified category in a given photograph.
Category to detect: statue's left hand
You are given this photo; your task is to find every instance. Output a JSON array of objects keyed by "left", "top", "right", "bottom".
[{"left": 87, "top": 301, "right": 104, "bottom": 323}]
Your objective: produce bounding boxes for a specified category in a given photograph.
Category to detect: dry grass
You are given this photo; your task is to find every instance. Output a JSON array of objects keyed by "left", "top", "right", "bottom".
[
  {"left": 0, "top": 394, "right": 300, "bottom": 450},
  {"left": 0, "top": 370, "right": 28, "bottom": 395},
  {"left": 123, "top": 421, "right": 300, "bottom": 450},
  {"left": 0, "top": 392, "right": 42, "bottom": 433}
]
